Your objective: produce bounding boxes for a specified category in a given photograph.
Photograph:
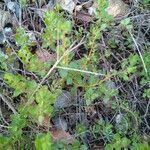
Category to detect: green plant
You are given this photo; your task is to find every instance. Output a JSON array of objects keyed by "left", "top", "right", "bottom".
[
  {"left": 105, "top": 134, "right": 131, "bottom": 150},
  {"left": 35, "top": 133, "right": 53, "bottom": 150},
  {"left": 1, "top": 0, "right": 150, "bottom": 149},
  {"left": 93, "top": 119, "right": 114, "bottom": 142}
]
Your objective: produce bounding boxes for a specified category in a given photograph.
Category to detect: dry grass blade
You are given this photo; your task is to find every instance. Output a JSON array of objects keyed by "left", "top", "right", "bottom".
[
  {"left": 56, "top": 66, "right": 105, "bottom": 76},
  {"left": 129, "top": 30, "right": 148, "bottom": 74},
  {"left": 0, "top": 93, "right": 17, "bottom": 114}
]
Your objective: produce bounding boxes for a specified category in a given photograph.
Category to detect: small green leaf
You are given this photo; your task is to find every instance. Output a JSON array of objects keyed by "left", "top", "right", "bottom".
[
  {"left": 121, "top": 18, "right": 131, "bottom": 26},
  {"left": 35, "top": 133, "right": 53, "bottom": 150},
  {"left": 59, "top": 69, "right": 68, "bottom": 78}
]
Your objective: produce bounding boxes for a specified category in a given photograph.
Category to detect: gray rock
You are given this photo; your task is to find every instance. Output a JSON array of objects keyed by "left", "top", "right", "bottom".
[{"left": 54, "top": 90, "right": 73, "bottom": 109}]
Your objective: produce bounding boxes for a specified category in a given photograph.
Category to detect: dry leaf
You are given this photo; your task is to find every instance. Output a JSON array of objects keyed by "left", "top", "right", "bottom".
[
  {"left": 51, "top": 129, "right": 74, "bottom": 144},
  {"left": 37, "top": 114, "right": 52, "bottom": 132},
  {"left": 40, "top": 114, "right": 50, "bottom": 127},
  {"left": 53, "top": 117, "right": 68, "bottom": 131},
  {"left": 36, "top": 49, "right": 56, "bottom": 62},
  {"left": 75, "top": 10, "right": 94, "bottom": 24}
]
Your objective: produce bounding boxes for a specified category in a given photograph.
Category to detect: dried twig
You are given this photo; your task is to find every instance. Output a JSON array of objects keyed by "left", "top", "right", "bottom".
[
  {"left": 56, "top": 66, "right": 105, "bottom": 76},
  {"left": 23, "top": 39, "right": 85, "bottom": 108},
  {"left": 129, "top": 30, "right": 147, "bottom": 74},
  {"left": 0, "top": 93, "right": 17, "bottom": 114}
]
